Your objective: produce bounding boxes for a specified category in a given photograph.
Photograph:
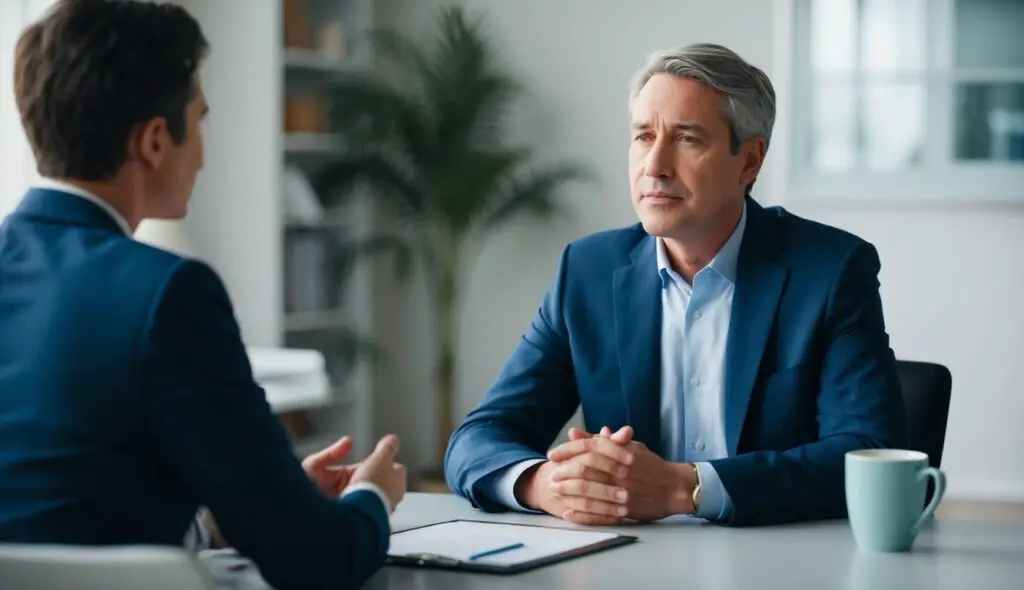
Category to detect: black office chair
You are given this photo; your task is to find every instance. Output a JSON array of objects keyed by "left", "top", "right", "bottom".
[
  {"left": 895, "top": 360, "right": 952, "bottom": 508},
  {"left": 894, "top": 360, "right": 952, "bottom": 469},
  {"left": 897, "top": 360, "right": 950, "bottom": 508}
]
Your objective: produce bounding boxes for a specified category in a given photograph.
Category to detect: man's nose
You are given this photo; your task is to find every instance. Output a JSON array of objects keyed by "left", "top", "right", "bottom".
[{"left": 645, "top": 142, "right": 672, "bottom": 178}]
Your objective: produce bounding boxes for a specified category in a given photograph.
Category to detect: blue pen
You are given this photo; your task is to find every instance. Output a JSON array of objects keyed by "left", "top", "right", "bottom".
[{"left": 468, "top": 542, "right": 525, "bottom": 561}]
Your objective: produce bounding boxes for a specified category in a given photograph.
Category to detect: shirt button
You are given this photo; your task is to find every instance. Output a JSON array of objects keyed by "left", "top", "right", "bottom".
[
  {"left": 690, "top": 377, "right": 700, "bottom": 386},
  {"left": 697, "top": 442, "right": 706, "bottom": 451},
  {"left": 694, "top": 311, "right": 703, "bottom": 320}
]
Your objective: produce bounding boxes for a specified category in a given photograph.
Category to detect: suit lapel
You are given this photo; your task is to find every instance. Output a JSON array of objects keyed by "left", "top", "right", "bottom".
[
  {"left": 723, "top": 200, "right": 788, "bottom": 456},
  {"left": 613, "top": 236, "right": 663, "bottom": 454}
]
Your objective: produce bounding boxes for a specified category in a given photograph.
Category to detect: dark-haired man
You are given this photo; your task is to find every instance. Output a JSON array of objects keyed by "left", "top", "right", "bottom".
[{"left": 0, "top": 2, "right": 404, "bottom": 588}]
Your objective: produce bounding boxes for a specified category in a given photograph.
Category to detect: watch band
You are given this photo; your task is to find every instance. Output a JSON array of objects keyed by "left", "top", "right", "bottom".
[{"left": 689, "top": 462, "right": 702, "bottom": 514}]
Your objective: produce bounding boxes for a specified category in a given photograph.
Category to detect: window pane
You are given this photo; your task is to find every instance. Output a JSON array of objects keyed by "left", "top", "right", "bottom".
[
  {"left": 808, "top": 0, "right": 857, "bottom": 75},
  {"left": 807, "top": 82, "right": 926, "bottom": 172},
  {"left": 862, "top": 83, "right": 927, "bottom": 169},
  {"left": 808, "top": 83, "right": 856, "bottom": 171},
  {"left": 955, "top": 0, "right": 1024, "bottom": 69},
  {"left": 860, "top": 0, "right": 928, "bottom": 74},
  {"left": 955, "top": 83, "right": 1024, "bottom": 162}
]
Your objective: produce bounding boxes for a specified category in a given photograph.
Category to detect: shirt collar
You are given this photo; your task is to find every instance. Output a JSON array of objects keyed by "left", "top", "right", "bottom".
[
  {"left": 656, "top": 200, "right": 748, "bottom": 285},
  {"left": 33, "top": 178, "right": 133, "bottom": 236}
]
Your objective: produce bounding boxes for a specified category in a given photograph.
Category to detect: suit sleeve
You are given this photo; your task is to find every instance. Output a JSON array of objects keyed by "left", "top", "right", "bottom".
[
  {"left": 139, "top": 260, "right": 388, "bottom": 589},
  {"left": 709, "top": 242, "right": 910, "bottom": 526},
  {"left": 444, "top": 245, "right": 581, "bottom": 511}
]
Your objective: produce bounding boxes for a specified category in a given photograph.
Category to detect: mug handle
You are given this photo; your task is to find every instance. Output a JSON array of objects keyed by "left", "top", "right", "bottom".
[{"left": 912, "top": 467, "right": 947, "bottom": 535}]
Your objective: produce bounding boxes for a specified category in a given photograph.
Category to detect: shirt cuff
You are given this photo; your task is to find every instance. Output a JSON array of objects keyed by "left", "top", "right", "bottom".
[
  {"left": 342, "top": 481, "right": 391, "bottom": 514},
  {"left": 486, "top": 458, "right": 547, "bottom": 513},
  {"left": 694, "top": 462, "right": 734, "bottom": 521}
]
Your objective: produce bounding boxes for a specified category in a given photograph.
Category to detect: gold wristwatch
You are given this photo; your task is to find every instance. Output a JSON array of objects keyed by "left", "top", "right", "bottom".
[{"left": 688, "top": 463, "right": 702, "bottom": 514}]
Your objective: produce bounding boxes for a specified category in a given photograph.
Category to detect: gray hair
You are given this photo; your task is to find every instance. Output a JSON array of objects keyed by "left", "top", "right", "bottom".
[{"left": 628, "top": 43, "right": 776, "bottom": 154}]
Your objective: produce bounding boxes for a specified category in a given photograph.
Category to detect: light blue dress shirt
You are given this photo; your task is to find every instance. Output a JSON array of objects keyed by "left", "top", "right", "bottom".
[{"left": 485, "top": 204, "right": 747, "bottom": 521}]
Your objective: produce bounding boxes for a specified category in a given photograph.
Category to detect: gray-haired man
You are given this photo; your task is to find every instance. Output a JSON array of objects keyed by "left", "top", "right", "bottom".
[{"left": 444, "top": 43, "right": 909, "bottom": 527}]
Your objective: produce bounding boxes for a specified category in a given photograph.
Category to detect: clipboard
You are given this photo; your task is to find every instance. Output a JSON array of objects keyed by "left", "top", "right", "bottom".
[{"left": 386, "top": 519, "right": 638, "bottom": 575}]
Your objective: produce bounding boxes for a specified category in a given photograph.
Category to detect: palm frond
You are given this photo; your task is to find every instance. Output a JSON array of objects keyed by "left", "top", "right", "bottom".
[
  {"left": 419, "top": 6, "right": 524, "bottom": 155},
  {"left": 368, "top": 28, "right": 438, "bottom": 99},
  {"left": 311, "top": 153, "right": 429, "bottom": 228},
  {"left": 431, "top": 148, "right": 530, "bottom": 236},
  {"left": 325, "top": 74, "right": 433, "bottom": 168},
  {"left": 476, "top": 162, "right": 596, "bottom": 232},
  {"left": 366, "top": 19, "right": 521, "bottom": 164}
]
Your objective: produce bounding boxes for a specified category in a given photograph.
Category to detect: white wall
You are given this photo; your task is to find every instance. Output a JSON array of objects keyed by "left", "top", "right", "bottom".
[
  {"left": 374, "top": 0, "right": 1024, "bottom": 500},
  {"left": 0, "top": 0, "right": 56, "bottom": 216},
  {"left": 176, "top": 0, "right": 282, "bottom": 346}
]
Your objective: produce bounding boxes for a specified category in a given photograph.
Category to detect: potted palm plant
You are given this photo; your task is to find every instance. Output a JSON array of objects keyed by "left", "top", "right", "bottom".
[{"left": 314, "top": 5, "right": 594, "bottom": 480}]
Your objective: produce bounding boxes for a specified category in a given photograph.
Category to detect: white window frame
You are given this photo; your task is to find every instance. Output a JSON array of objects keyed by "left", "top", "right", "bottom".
[{"left": 778, "top": 0, "right": 1024, "bottom": 204}]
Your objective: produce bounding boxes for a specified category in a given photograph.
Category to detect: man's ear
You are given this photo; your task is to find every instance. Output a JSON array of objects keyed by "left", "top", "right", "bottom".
[
  {"left": 740, "top": 136, "right": 767, "bottom": 189},
  {"left": 130, "top": 117, "right": 169, "bottom": 170}
]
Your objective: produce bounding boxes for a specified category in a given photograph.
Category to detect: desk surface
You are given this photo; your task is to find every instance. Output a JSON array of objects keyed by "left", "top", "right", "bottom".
[{"left": 361, "top": 492, "right": 1024, "bottom": 590}]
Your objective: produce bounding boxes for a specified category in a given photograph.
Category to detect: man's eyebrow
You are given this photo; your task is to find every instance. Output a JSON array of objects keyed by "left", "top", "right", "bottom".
[
  {"left": 674, "top": 122, "right": 707, "bottom": 134},
  {"left": 630, "top": 121, "right": 708, "bottom": 133}
]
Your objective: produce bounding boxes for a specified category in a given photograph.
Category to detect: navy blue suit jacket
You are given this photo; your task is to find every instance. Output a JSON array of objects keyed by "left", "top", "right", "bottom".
[
  {"left": 445, "top": 197, "right": 910, "bottom": 526},
  {"left": 0, "top": 189, "right": 388, "bottom": 589}
]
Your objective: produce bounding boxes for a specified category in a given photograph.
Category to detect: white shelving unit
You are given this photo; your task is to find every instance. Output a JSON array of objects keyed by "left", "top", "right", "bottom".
[
  {"left": 178, "top": 0, "right": 378, "bottom": 459},
  {"left": 279, "top": 0, "right": 377, "bottom": 458}
]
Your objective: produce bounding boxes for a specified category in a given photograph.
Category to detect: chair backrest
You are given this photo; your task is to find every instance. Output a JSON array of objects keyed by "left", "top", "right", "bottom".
[
  {"left": 895, "top": 360, "right": 952, "bottom": 468},
  {"left": 0, "top": 544, "right": 216, "bottom": 590}
]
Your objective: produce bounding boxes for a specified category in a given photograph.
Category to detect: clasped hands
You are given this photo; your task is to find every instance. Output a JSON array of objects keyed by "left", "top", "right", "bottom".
[{"left": 518, "top": 426, "right": 697, "bottom": 525}]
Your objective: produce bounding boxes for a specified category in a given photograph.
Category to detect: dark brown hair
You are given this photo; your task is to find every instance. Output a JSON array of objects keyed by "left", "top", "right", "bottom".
[{"left": 14, "top": 0, "right": 209, "bottom": 181}]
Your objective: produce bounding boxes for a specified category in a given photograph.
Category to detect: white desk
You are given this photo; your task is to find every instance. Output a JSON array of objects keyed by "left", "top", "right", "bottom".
[{"left": 205, "top": 492, "right": 1024, "bottom": 589}]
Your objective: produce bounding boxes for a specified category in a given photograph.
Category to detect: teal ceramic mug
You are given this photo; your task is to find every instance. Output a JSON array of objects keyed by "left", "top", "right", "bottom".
[{"left": 845, "top": 449, "right": 947, "bottom": 552}]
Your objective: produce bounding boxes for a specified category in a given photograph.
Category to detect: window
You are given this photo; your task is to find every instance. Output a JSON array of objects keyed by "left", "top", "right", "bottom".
[
  {"left": 0, "top": 1, "right": 55, "bottom": 216},
  {"left": 790, "top": 0, "right": 1024, "bottom": 201}
]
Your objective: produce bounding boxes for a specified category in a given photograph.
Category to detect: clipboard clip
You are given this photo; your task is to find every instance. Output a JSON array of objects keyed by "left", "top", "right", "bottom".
[{"left": 407, "top": 553, "right": 462, "bottom": 566}]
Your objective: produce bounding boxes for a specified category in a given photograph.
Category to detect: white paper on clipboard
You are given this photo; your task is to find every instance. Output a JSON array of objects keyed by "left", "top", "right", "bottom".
[{"left": 388, "top": 521, "right": 621, "bottom": 566}]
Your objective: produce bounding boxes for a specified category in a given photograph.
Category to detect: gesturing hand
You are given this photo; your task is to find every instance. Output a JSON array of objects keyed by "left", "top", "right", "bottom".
[
  {"left": 301, "top": 435, "right": 359, "bottom": 498},
  {"left": 348, "top": 434, "right": 407, "bottom": 513},
  {"left": 548, "top": 428, "right": 697, "bottom": 523}
]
